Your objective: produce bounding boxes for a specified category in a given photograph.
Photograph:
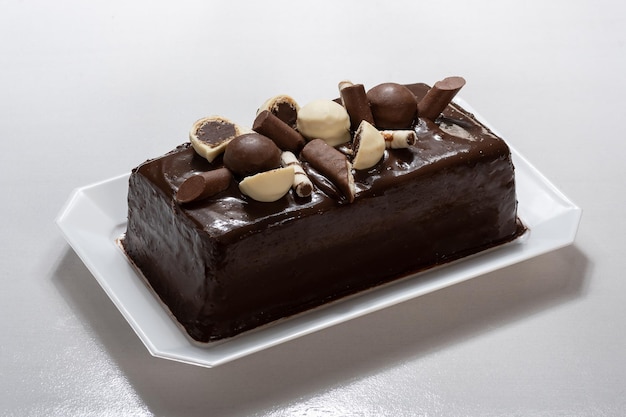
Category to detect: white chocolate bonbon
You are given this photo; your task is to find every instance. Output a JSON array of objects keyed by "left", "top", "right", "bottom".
[
  {"left": 352, "top": 121, "right": 385, "bottom": 170},
  {"left": 189, "top": 116, "right": 250, "bottom": 163},
  {"left": 238, "top": 166, "right": 295, "bottom": 202},
  {"left": 296, "top": 99, "right": 351, "bottom": 147}
]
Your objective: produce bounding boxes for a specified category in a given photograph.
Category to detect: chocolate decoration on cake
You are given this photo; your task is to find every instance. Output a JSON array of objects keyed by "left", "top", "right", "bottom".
[
  {"left": 281, "top": 151, "right": 313, "bottom": 198},
  {"left": 189, "top": 116, "right": 244, "bottom": 163},
  {"left": 238, "top": 166, "right": 295, "bottom": 202},
  {"left": 175, "top": 168, "right": 232, "bottom": 204},
  {"left": 339, "top": 81, "right": 375, "bottom": 131},
  {"left": 351, "top": 120, "right": 386, "bottom": 170},
  {"left": 366, "top": 83, "right": 418, "bottom": 129},
  {"left": 122, "top": 81, "right": 525, "bottom": 343},
  {"left": 222, "top": 132, "right": 282, "bottom": 177},
  {"left": 381, "top": 130, "right": 416, "bottom": 148},
  {"left": 257, "top": 95, "right": 300, "bottom": 129},
  {"left": 296, "top": 99, "right": 351, "bottom": 146},
  {"left": 417, "top": 76, "right": 466, "bottom": 121},
  {"left": 253, "top": 110, "right": 306, "bottom": 154},
  {"left": 301, "top": 138, "right": 355, "bottom": 203},
  {"left": 195, "top": 118, "right": 236, "bottom": 146}
]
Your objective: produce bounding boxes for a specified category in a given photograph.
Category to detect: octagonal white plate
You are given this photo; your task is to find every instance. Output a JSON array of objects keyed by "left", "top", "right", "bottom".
[{"left": 56, "top": 100, "right": 581, "bottom": 368}]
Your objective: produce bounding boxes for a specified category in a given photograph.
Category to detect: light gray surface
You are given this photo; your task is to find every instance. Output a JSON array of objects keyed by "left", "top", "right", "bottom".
[{"left": 1, "top": 0, "right": 624, "bottom": 415}]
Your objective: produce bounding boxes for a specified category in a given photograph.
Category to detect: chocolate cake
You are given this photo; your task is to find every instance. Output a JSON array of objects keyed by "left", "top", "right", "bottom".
[{"left": 122, "top": 78, "right": 525, "bottom": 343}]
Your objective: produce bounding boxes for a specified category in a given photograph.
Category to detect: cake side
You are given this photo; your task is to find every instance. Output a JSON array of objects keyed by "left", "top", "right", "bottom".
[
  {"left": 124, "top": 159, "right": 218, "bottom": 329},
  {"left": 197, "top": 153, "right": 519, "bottom": 340}
]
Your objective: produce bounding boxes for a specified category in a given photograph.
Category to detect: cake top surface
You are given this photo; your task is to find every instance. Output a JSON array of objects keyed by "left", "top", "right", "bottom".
[{"left": 133, "top": 82, "right": 509, "bottom": 241}]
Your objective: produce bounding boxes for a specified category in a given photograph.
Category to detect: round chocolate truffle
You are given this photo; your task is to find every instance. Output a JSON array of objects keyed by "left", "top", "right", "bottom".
[
  {"left": 223, "top": 133, "right": 282, "bottom": 177},
  {"left": 366, "top": 83, "right": 418, "bottom": 129}
]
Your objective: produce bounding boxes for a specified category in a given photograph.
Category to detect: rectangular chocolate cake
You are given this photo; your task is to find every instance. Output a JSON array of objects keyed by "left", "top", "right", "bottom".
[{"left": 122, "top": 79, "right": 525, "bottom": 343}]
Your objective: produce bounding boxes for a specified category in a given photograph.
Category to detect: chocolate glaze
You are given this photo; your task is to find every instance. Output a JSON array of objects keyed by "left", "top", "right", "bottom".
[{"left": 123, "top": 83, "right": 525, "bottom": 343}]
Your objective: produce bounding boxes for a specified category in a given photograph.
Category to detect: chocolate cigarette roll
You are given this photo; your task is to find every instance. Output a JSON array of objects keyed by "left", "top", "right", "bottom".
[
  {"left": 176, "top": 167, "right": 232, "bottom": 203},
  {"left": 253, "top": 110, "right": 306, "bottom": 154},
  {"left": 339, "top": 82, "right": 375, "bottom": 131},
  {"left": 281, "top": 151, "right": 313, "bottom": 198},
  {"left": 301, "top": 139, "right": 355, "bottom": 203},
  {"left": 417, "top": 76, "right": 466, "bottom": 121}
]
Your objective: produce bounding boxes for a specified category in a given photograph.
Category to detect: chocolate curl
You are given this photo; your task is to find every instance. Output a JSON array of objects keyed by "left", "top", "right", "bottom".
[
  {"left": 176, "top": 167, "right": 232, "bottom": 203},
  {"left": 301, "top": 139, "right": 355, "bottom": 203},
  {"left": 253, "top": 110, "right": 306, "bottom": 154},
  {"left": 339, "top": 81, "right": 375, "bottom": 131},
  {"left": 417, "top": 76, "right": 466, "bottom": 121}
]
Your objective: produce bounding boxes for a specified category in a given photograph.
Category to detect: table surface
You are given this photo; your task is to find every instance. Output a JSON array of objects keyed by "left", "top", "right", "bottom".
[{"left": 2, "top": 0, "right": 625, "bottom": 416}]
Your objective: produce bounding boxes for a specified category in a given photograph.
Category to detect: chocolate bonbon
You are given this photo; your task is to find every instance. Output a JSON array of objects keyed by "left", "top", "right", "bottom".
[
  {"left": 366, "top": 83, "right": 418, "bottom": 129},
  {"left": 189, "top": 116, "right": 248, "bottom": 163},
  {"left": 257, "top": 94, "right": 300, "bottom": 129},
  {"left": 238, "top": 166, "right": 295, "bottom": 202},
  {"left": 223, "top": 132, "right": 282, "bottom": 177},
  {"left": 351, "top": 121, "right": 385, "bottom": 170},
  {"left": 296, "top": 99, "right": 351, "bottom": 146}
]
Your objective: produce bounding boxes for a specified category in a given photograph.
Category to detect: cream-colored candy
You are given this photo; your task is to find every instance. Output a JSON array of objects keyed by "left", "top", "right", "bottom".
[
  {"left": 296, "top": 99, "right": 351, "bottom": 147},
  {"left": 189, "top": 116, "right": 250, "bottom": 163},
  {"left": 238, "top": 166, "right": 295, "bottom": 202},
  {"left": 281, "top": 151, "right": 313, "bottom": 198},
  {"left": 352, "top": 121, "right": 385, "bottom": 170},
  {"left": 381, "top": 130, "right": 417, "bottom": 149},
  {"left": 258, "top": 94, "right": 300, "bottom": 112}
]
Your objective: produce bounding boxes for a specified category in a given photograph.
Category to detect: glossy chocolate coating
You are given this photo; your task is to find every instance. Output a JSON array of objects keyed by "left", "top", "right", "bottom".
[
  {"left": 123, "top": 83, "right": 525, "bottom": 342},
  {"left": 222, "top": 132, "right": 281, "bottom": 177},
  {"left": 367, "top": 83, "right": 418, "bottom": 129}
]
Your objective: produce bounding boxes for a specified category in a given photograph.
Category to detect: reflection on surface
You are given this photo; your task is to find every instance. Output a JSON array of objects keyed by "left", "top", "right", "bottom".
[{"left": 53, "top": 243, "right": 589, "bottom": 416}]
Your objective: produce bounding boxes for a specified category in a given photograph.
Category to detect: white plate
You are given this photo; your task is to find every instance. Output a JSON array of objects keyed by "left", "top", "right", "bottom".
[{"left": 56, "top": 101, "right": 581, "bottom": 368}]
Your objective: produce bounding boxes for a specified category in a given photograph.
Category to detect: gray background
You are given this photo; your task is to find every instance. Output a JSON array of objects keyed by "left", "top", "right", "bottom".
[{"left": 1, "top": 0, "right": 624, "bottom": 415}]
